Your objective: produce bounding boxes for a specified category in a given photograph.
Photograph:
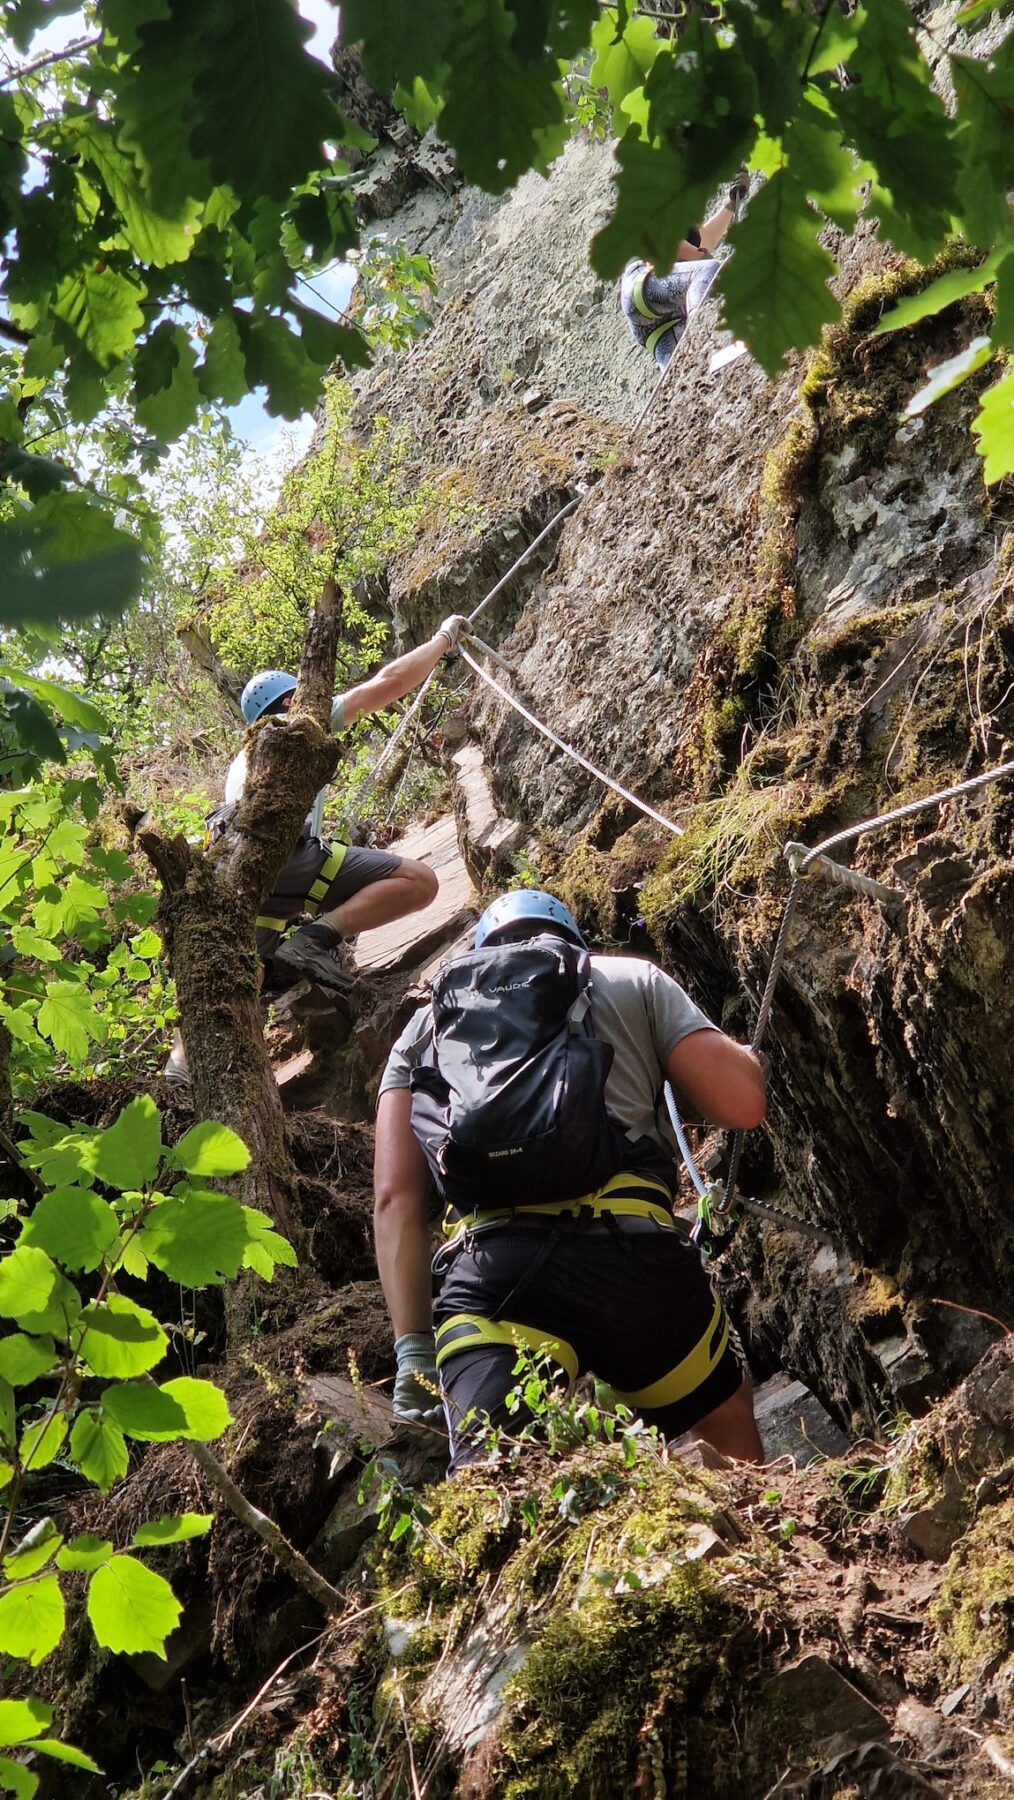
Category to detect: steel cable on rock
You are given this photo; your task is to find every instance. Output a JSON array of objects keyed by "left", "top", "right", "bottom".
[{"left": 722, "top": 757, "right": 1014, "bottom": 1217}]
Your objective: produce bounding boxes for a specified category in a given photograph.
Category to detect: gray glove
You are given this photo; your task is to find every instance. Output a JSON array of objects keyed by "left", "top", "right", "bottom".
[
  {"left": 728, "top": 169, "right": 750, "bottom": 208},
  {"left": 393, "top": 1332, "right": 443, "bottom": 1424},
  {"left": 436, "top": 614, "right": 468, "bottom": 650}
]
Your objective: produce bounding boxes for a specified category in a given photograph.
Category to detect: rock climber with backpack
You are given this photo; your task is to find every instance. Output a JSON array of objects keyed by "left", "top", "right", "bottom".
[
  {"left": 373, "top": 889, "right": 766, "bottom": 1466},
  {"left": 163, "top": 615, "right": 467, "bottom": 1089},
  {"left": 620, "top": 172, "right": 750, "bottom": 370}
]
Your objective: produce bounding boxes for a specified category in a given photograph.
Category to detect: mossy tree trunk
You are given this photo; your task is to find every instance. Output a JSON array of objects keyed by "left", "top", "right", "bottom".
[{"left": 134, "top": 577, "right": 345, "bottom": 1242}]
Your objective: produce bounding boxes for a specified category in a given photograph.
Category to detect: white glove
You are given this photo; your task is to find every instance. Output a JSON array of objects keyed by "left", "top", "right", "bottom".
[
  {"left": 393, "top": 1332, "right": 443, "bottom": 1424},
  {"left": 436, "top": 614, "right": 468, "bottom": 650}
]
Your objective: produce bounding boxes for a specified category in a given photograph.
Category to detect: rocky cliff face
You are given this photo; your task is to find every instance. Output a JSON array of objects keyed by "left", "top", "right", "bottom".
[{"left": 339, "top": 84, "right": 1014, "bottom": 1434}]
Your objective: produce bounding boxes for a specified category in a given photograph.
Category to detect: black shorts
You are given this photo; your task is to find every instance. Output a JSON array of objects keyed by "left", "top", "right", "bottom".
[
  {"left": 255, "top": 840, "right": 403, "bottom": 958},
  {"left": 433, "top": 1219, "right": 745, "bottom": 1470}
]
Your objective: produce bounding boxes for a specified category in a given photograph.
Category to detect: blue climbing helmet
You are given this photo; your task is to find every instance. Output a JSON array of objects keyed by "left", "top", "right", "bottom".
[
  {"left": 240, "top": 670, "right": 297, "bottom": 724},
  {"left": 474, "top": 889, "right": 587, "bottom": 950}
]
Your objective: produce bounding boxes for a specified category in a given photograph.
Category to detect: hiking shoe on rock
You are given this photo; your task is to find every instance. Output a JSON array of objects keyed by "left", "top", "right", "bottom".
[{"left": 272, "top": 923, "right": 356, "bottom": 996}]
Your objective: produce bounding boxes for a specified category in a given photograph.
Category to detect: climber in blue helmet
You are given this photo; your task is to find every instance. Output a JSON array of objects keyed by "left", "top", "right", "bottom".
[
  {"left": 164, "top": 614, "right": 467, "bottom": 1089},
  {"left": 372, "top": 887, "right": 767, "bottom": 1466},
  {"left": 620, "top": 171, "right": 749, "bottom": 371}
]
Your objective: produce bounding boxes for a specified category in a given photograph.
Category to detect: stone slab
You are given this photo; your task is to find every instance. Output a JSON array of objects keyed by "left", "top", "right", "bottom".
[
  {"left": 753, "top": 1374, "right": 851, "bottom": 1467},
  {"left": 352, "top": 814, "right": 476, "bottom": 974}
]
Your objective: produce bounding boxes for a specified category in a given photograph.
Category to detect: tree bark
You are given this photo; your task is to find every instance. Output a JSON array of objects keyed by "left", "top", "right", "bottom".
[{"left": 133, "top": 577, "right": 346, "bottom": 1243}]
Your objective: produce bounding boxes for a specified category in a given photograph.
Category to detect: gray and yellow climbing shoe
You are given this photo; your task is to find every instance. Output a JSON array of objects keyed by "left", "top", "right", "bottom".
[
  {"left": 272, "top": 922, "right": 357, "bottom": 996},
  {"left": 163, "top": 1049, "right": 191, "bottom": 1093}
]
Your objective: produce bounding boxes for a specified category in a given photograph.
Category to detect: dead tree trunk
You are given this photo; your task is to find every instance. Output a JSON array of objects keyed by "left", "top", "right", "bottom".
[{"left": 133, "top": 578, "right": 346, "bottom": 1242}]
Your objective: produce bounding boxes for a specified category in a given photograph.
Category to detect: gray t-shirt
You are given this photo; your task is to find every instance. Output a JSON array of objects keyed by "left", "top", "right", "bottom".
[
  {"left": 224, "top": 695, "right": 345, "bottom": 841},
  {"left": 378, "top": 951, "right": 717, "bottom": 1160}
]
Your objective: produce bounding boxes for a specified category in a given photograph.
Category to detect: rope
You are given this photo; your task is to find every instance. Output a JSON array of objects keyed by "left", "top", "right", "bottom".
[
  {"left": 459, "top": 643, "right": 684, "bottom": 838},
  {"left": 662, "top": 1081, "right": 707, "bottom": 1197}
]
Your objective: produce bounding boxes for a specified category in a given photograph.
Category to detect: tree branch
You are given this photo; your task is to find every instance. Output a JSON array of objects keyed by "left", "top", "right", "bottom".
[
  {"left": 184, "top": 1439, "right": 342, "bottom": 1615},
  {"left": 0, "top": 33, "right": 102, "bottom": 90},
  {"left": 0, "top": 317, "right": 31, "bottom": 346}
]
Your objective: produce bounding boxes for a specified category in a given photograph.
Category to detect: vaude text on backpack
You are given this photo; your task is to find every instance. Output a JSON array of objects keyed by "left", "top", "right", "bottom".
[{"left": 408, "top": 933, "right": 632, "bottom": 1209}]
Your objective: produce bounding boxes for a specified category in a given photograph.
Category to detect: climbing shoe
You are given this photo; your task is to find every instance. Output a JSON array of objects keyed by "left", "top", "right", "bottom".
[
  {"left": 163, "top": 1049, "right": 191, "bottom": 1093},
  {"left": 271, "top": 922, "right": 357, "bottom": 996}
]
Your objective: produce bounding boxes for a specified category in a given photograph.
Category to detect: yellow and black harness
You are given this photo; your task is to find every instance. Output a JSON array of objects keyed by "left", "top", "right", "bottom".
[
  {"left": 255, "top": 843, "right": 347, "bottom": 936},
  {"left": 432, "top": 1170, "right": 731, "bottom": 1411},
  {"left": 628, "top": 266, "right": 684, "bottom": 362}
]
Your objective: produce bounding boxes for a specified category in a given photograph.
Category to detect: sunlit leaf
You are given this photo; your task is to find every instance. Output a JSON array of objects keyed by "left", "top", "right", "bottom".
[
  {"left": 86, "top": 1555, "right": 181, "bottom": 1656},
  {"left": 0, "top": 1574, "right": 65, "bottom": 1665}
]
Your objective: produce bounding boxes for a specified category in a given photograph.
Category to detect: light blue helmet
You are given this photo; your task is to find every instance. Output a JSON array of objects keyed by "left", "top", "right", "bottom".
[
  {"left": 474, "top": 889, "right": 587, "bottom": 950},
  {"left": 240, "top": 670, "right": 297, "bottom": 724}
]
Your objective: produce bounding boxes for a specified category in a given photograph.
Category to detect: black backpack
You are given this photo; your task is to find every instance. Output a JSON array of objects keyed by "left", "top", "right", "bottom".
[{"left": 408, "top": 933, "right": 633, "bottom": 1210}]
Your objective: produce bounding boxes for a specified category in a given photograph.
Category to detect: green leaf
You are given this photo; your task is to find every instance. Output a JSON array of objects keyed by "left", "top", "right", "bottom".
[
  {"left": 9, "top": 930, "right": 61, "bottom": 964},
  {"left": 973, "top": 365, "right": 1014, "bottom": 484},
  {"left": 112, "top": 0, "right": 211, "bottom": 209},
  {"left": 55, "top": 1534, "right": 113, "bottom": 1573},
  {"left": 592, "top": 129, "right": 718, "bottom": 279},
  {"left": 0, "top": 1247, "right": 79, "bottom": 1337},
  {"left": 131, "top": 1512, "right": 213, "bottom": 1546},
  {"left": 50, "top": 266, "right": 146, "bottom": 370},
  {"left": 101, "top": 0, "right": 171, "bottom": 52},
  {"left": 0, "top": 491, "right": 145, "bottom": 629},
  {"left": 3, "top": 1521, "right": 62, "bottom": 1584},
  {"left": 236, "top": 314, "right": 326, "bottom": 419},
  {"left": 0, "top": 1699, "right": 51, "bottom": 1748},
  {"left": 831, "top": 0, "right": 956, "bottom": 256},
  {"left": 441, "top": 0, "right": 565, "bottom": 193},
  {"left": 23, "top": 1740, "right": 101, "bottom": 1772},
  {"left": 240, "top": 1209, "right": 297, "bottom": 1279},
  {"left": 993, "top": 251, "right": 1014, "bottom": 349},
  {"left": 589, "top": 9, "right": 660, "bottom": 108},
  {"left": 35, "top": 984, "right": 102, "bottom": 1064},
  {"left": 68, "top": 1409, "right": 128, "bottom": 1492},
  {"left": 132, "top": 323, "right": 202, "bottom": 443},
  {"left": 0, "top": 1462, "right": 13, "bottom": 1493},
  {"left": 0, "top": 1574, "right": 65, "bottom": 1665},
  {"left": 104, "top": 1377, "right": 231, "bottom": 1442},
  {"left": 86, "top": 1555, "right": 181, "bottom": 1657},
  {"left": 0, "top": 1754, "right": 38, "bottom": 1800},
  {"left": 190, "top": 0, "right": 340, "bottom": 201},
  {"left": 904, "top": 335, "right": 995, "bottom": 417},
  {"left": 0, "top": 673, "right": 106, "bottom": 736},
  {"left": 721, "top": 167, "right": 840, "bottom": 374},
  {"left": 170, "top": 1121, "right": 250, "bottom": 1178},
  {"left": 782, "top": 93, "right": 869, "bottom": 232},
  {"left": 953, "top": 34, "right": 1014, "bottom": 246},
  {"left": 76, "top": 120, "right": 200, "bottom": 267},
  {"left": 77, "top": 1295, "right": 167, "bottom": 1379},
  {"left": 874, "top": 255, "right": 1003, "bottom": 336},
  {"left": 0, "top": 1334, "right": 57, "bottom": 1388},
  {"left": 21, "top": 1188, "right": 119, "bottom": 1274},
  {"left": 341, "top": 0, "right": 453, "bottom": 89},
  {"left": 141, "top": 1189, "right": 249, "bottom": 1286},
  {"left": 18, "top": 1412, "right": 67, "bottom": 1474},
  {"left": 90, "top": 1096, "right": 163, "bottom": 1191},
  {"left": 197, "top": 312, "right": 248, "bottom": 406}
]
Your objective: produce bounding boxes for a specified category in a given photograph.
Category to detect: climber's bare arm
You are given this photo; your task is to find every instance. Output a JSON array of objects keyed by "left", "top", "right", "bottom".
[
  {"left": 341, "top": 623, "right": 459, "bottom": 727},
  {"left": 374, "top": 1088, "right": 434, "bottom": 1337},
  {"left": 666, "top": 1029, "right": 766, "bottom": 1130},
  {"left": 697, "top": 202, "right": 735, "bottom": 254}
]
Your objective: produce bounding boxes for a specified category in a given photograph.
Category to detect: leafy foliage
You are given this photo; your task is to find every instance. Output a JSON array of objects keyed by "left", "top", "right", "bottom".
[
  {"left": 0, "top": 1100, "right": 291, "bottom": 1788},
  {"left": 0, "top": 780, "right": 174, "bottom": 1094},
  {"left": 340, "top": 0, "right": 1014, "bottom": 479}
]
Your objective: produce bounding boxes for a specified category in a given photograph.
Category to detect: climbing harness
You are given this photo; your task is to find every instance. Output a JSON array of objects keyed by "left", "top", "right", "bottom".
[{"left": 628, "top": 264, "right": 686, "bottom": 365}]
